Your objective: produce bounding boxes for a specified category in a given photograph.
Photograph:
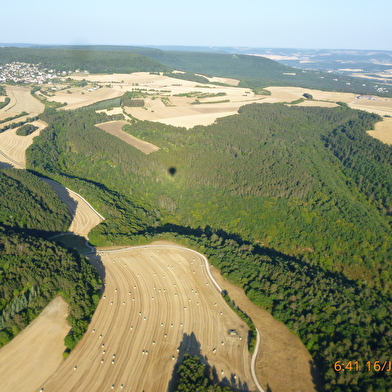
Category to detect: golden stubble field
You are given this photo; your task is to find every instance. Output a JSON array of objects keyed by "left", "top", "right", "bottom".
[
  {"left": 48, "top": 72, "right": 260, "bottom": 128},
  {"left": 0, "top": 119, "right": 47, "bottom": 168},
  {"left": 41, "top": 178, "right": 105, "bottom": 238},
  {"left": 36, "top": 245, "right": 256, "bottom": 392},
  {"left": 42, "top": 73, "right": 392, "bottom": 144},
  {"left": 0, "top": 296, "right": 70, "bottom": 392},
  {"left": 0, "top": 86, "right": 45, "bottom": 121}
]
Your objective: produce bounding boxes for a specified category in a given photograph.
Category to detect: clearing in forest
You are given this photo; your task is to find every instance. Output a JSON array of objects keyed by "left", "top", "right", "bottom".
[
  {"left": 40, "top": 246, "right": 256, "bottom": 392},
  {"left": 96, "top": 120, "right": 160, "bottom": 154}
]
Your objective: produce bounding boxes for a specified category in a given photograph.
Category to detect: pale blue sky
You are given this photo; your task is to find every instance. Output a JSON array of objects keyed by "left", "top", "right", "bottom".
[{"left": 2, "top": 0, "right": 392, "bottom": 50}]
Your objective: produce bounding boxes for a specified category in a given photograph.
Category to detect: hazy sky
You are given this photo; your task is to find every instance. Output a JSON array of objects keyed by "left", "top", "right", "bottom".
[{"left": 2, "top": 0, "right": 392, "bottom": 50}]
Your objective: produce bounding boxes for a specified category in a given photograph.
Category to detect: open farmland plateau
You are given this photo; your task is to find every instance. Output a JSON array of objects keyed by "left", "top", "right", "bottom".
[{"left": 31, "top": 72, "right": 392, "bottom": 142}]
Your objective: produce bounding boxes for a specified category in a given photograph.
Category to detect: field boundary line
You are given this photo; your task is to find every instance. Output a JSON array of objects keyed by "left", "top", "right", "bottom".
[
  {"left": 96, "top": 244, "right": 265, "bottom": 392},
  {"left": 0, "top": 148, "right": 24, "bottom": 168},
  {"left": 42, "top": 178, "right": 106, "bottom": 221}
]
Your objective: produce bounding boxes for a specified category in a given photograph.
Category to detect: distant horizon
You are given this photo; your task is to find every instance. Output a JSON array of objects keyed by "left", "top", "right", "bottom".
[{"left": 1, "top": 43, "right": 392, "bottom": 53}]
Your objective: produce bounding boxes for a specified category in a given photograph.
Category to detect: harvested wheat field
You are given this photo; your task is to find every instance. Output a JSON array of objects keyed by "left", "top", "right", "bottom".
[
  {"left": 124, "top": 95, "right": 259, "bottom": 128},
  {"left": 52, "top": 87, "right": 123, "bottom": 111},
  {"left": 40, "top": 245, "right": 257, "bottom": 392},
  {"left": 0, "top": 119, "right": 47, "bottom": 168},
  {"left": 0, "top": 86, "right": 44, "bottom": 120},
  {"left": 263, "top": 86, "right": 356, "bottom": 105},
  {"left": 65, "top": 72, "right": 258, "bottom": 127},
  {"left": 351, "top": 96, "right": 392, "bottom": 116},
  {"left": 96, "top": 120, "right": 160, "bottom": 154},
  {"left": 0, "top": 296, "right": 70, "bottom": 392},
  {"left": 42, "top": 178, "right": 104, "bottom": 238},
  {"left": 210, "top": 269, "right": 321, "bottom": 392},
  {"left": 367, "top": 116, "right": 392, "bottom": 145}
]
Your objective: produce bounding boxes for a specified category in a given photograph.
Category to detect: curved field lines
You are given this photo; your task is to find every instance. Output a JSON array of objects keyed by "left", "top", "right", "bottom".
[
  {"left": 0, "top": 120, "right": 47, "bottom": 168},
  {"left": 42, "top": 179, "right": 104, "bottom": 238},
  {"left": 0, "top": 86, "right": 44, "bottom": 120},
  {"left": 0, "top": 297, "right": 69, "bottom": 392},
  {"left": 40, "top": 246, "right": 257, "bottom": 392}
]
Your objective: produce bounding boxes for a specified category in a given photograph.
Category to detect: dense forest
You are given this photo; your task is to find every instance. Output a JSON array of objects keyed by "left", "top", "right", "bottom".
[
  {"left": 174, "top": 354, "right": 234, "bottom": 392},
  {"left": 0, "top": 169, "right": 101, "bottom": 353},
  {"left": 24, "top": 102, "right": 392, "bottom": 391},
  {"left": 0, "top": 168, "right": 70, "bottom": 233},
  {"left": 0, "top": 47, "right": 169, "bottom": 74},
  {"left": 27, "top": 104, "right": 392, "bottom": 288}
]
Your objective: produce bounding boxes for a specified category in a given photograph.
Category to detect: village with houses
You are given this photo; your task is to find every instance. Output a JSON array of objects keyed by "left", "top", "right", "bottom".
[{"left": 0, "top": 62, "right": 88, "bottom": 84}]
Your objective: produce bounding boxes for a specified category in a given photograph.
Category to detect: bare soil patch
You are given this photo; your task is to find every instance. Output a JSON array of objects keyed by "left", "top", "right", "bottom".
[
  {"left": 96, "top": 120, "right": 160, "bottom": 154},
  {"left": 0, "top": 296, "right": 69, "bottom": 392},
  {"left": 41, "top": 246, "right": 256, "bottom": 392},
  {"left": 210, "top": 270, "right": 321, "bottom": 392}
]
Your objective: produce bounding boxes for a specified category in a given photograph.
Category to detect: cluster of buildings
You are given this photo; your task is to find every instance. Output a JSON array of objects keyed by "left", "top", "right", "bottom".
[
  {"left": 0, "top": 62, "right": 61, "bottom": 84},
  {"left": 0, "top": 62, "right": 89, "bottom": 84}
]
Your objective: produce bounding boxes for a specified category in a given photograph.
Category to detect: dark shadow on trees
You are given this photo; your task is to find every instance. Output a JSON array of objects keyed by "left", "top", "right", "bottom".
[
  {"left": 0, "top": 222, "right": 65, "bottom": 240},
  {"left": 168, "top": 167, "right": 177, "bottom": 176},
  {"left": 86, "top": 250, "right": 106, "bottom": 284},
  {"left": 167, "top": 331, "right": 203, "bottom": 392},
  {"left": 167, "top": 331, "right": 251, "bottom": 392},
  {"left": 309, "top": 359, "right": 323, "bottom": 392},
  {"left": 0, "top": 162, "right": 14, "bottom": 169},
  {"left": 148, "top": 222, "right": 362, "bottom": 289}
]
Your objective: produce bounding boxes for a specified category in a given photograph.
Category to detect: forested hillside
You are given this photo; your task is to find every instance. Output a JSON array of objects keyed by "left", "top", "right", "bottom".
[
  {"left": 25, "top": 102, "right": 392, "bottom": 390},
  {"left": 0, "top": 169, "right": 101, "bottom": 353},
  {"left": 0, "top": 168, "right": 70, "bottom": 233},
  {"left": 28, "top": 104, "right": 392, "bottom": 288},
  {"left": 0, "top": 47, "right": 170, "bottom": 74},
  {"left": 0, "top": 226, "right": 101, "bottom": 352}
]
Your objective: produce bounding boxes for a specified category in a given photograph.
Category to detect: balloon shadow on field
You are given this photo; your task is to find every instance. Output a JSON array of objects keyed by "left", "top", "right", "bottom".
[{"left": 167, "top": 332, "right": 250, "bottom": 392}]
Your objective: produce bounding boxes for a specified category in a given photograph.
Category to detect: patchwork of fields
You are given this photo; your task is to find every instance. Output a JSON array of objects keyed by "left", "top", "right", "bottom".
[{"left": 0, "top": 67, "right": 391, "bottom": 392}]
